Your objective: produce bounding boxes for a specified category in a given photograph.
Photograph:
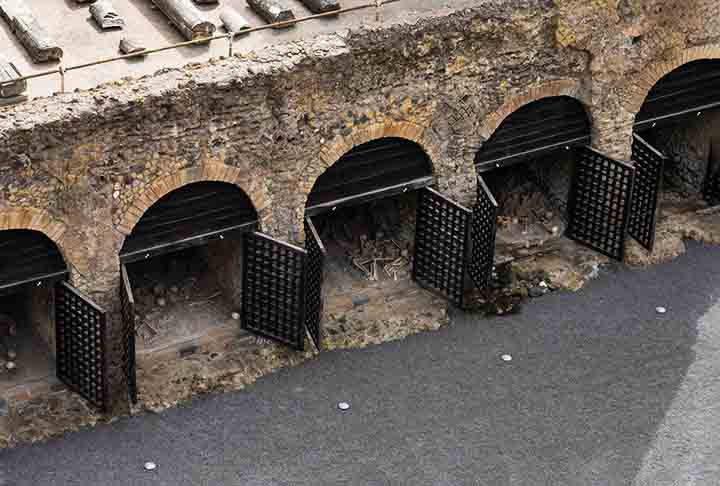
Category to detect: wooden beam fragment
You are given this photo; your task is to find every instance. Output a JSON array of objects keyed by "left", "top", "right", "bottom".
[
  {"left": 90, "top": 1, "right": 125, "bottom": 30},
  {"left": 0, "top": 0, "right": 63, "bottom": 63},
  {"left": 220, "top": 7, "right": 251, "bottom": 36},
  {"left": 0, "top": 55, "right": 27, "bottom": 105},
  {"left": 299, "top": 0, "right": 341, "bottom": 14},
  {"left": 246, "top": 0, "right": 295, "bottom": 27},
  {"left": 151, "top": 0, "right": 216, "bottom": 40}
]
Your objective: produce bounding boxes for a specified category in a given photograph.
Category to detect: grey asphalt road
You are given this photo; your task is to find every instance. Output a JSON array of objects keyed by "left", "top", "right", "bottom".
[{"left": 2, "top": 242, "right": 720, "bottom": 485}]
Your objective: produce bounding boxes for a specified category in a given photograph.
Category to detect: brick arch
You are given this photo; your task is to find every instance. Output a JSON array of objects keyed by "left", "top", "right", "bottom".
[
  {"left": 477, "top": 79, "right": 588, "bottom": 142},
  {"left": 117, "top": 163, "right": 268, "bottom": 236},
  {"left": 301, "top": 120, "right": 438, "bottom": 201},
  {"left": 625, "top": 44, "right": 720, "bottom": 119},
  {"left": 0, "top": 206, "right": 70, "bottom": 266},
  {"left": 295, "top": 120, "right": 450, "bottom": 236},
  {"left": 0, "top": 206, "right": 67, "bottom": 242}
]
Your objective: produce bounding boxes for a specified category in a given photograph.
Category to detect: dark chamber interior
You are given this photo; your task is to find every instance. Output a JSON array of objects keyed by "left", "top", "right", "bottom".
[
  {"left": 475, "top": 96, "right": 590, "bottom": 257},
  {"left": 310, "top": 192, "right": 417, "bottom": 294},
  {"left": 0, "top": 286, "right": 56, "bottom": 391},
  {"left": 634, "top": 60, "right": 720, "bottom": 204},
  {"left": 122, "top": 182, "right": 256, "bottom": 354},
  {"left": 306, "top": 137, "right": 433, "bottom": 213},
  {"left": 0, "top": 230, "right": 64, "bottom": 391},
  {"left": 306, "top": 138, "right": 433, "bottom": 295},
  {"left": 483, "top": 148, "right": 574, "bottom": 255}
]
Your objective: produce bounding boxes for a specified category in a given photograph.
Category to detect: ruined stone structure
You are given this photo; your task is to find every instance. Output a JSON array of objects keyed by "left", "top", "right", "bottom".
[{"left": 1, "top": 0, "right": 720, "bottom": 412}]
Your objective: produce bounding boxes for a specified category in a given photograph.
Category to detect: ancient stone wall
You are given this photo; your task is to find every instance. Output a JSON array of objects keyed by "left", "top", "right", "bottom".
[{"left": 0, "top": 0, "right": 719, "bottom": 408}]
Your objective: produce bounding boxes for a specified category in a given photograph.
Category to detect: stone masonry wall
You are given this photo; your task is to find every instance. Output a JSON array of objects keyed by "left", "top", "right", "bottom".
[{"left": 0, "top": 0, "right": 719, "bottom": 409}]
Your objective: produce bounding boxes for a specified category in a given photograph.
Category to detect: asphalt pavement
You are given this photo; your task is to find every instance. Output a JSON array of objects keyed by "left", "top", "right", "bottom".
[{"left": 2, "top": 242, "right": 720, "bottom": 485}]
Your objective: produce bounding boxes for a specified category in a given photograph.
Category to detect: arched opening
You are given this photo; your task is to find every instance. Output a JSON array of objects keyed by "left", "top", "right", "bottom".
[
  {"left": 475, "top": 96, "right": 592, "bottom": 261},
  {"left": 0, "top": 229, "right": 68, "bottom": 395},
  {"left": 119, "top": 181, "right": 259, "bottom": 370},
  {"left": 304, "top": 137, "right": 435, "bottom": 313},
  {"left": 626, "top": 59, "right": 720, "bottom": 251},
  {"left": 634, "top": 59, "right": 720, "bottom": 206}
]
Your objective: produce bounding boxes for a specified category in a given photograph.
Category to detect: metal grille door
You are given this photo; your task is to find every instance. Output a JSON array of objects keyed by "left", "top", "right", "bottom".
[
  {"left": 566, "top": 147, "right": 635, "bottom": 261},
  {"left": 120, "top": 265, "right": 138, "bottom": 404},
  {"left": 242, "top": 232, "right": 308, "bottom": 351},
  {"left": 304, "top": 218, "right": 325, "bottom": 350},
  {"left": 413, "top": 187, "right": 472, "bottom": 307},
  {"left": 629, "top": 135, "right": 665, "bottom": 251},
  {"left": 55, "top": 281, "right": 108, "bottom": 411},
  {"left": 468, "top": 176, "right": 498, "bottom": 289}
]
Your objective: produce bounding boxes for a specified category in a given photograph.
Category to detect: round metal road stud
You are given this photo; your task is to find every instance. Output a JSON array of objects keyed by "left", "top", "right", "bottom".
[
  {"left": 501, "top": 354, "right": 513, "bottom": 362},
  {"left": 337, "top": 402, "right": 350, "bottom": 411},
  {"left": 144, "top": 462, "right": 157, "bottom": 471},
  {"left": 656, "top": 306, "right": 667, "bottom": 314}
]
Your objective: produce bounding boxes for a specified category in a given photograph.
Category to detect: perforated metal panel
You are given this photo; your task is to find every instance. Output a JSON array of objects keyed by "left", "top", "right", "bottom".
[
  {"left": 629, "top": 135, "right": 665, "bottom": 251},
  {"left": 413, "top": 187, "right": 472, "bottom": 307},
  {"left": 242, "top": 232, "right": 307, "bottom": 351},
  {"left": 304, "top": 218, "right": 325, "bottom": 350},
  {"left": 120, "top": 265, "right": 138, "bottom": 404},
  {"left": 468, "top": 176, "right": 498, "bottom": 290},
  {"left": 55, "top": 281, "right": 108, "bottom": 411},
  {"left": 566, "top": 147, "right": 635, "bottom": 261}
]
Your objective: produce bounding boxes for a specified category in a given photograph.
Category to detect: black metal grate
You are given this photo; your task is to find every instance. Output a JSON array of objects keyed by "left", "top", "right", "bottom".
[
  {"left": 566, "top": 147, "right": 635, "bottom": 261},
  {"left": 242, "top": 232, "right": 307, "bottom": 351},
  {"left": 120, "top": 265, "right": 138, "bottom": 404},
  {"left": 629, "top": 134, "right": 665, "bottom": 251},
  {"left": 413, "top": 187, "right": 472, "bottom": 307},
  {"left": 55, "top": 281, "right": 108, "bottom": 411},
  {"left": 468, "top": 176, "right": 498, "bottom": 290},
  {"left": 304, "top": 218, "right": 325, "bottom": 350}
]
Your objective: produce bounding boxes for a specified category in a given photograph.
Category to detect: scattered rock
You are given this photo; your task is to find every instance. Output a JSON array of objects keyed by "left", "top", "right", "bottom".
[{"left": 352, "top": 294, "right": 370, "bottom": 307}]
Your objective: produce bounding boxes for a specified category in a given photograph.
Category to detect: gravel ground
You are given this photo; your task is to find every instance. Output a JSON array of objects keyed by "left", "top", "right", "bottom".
[{"left": 1, "top": 242, "right": 719, "bottom": 485}]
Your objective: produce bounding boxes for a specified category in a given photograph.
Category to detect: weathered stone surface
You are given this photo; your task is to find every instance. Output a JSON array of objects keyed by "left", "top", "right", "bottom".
[
  {"left": 0, "top": 0, "right": 718, "bottom": 412},
  {"left": 151, "top": 0, "right": 215, "bottom": 40},
  {"left": 119, "top": 37, "right": 146, "bottom": 55},
  {"left": 220, "top": 7, "right": 251, "bottom": 35},
  {"left": 90, "top": 0, "right": 125, "bottom": 30},
  {"left": 0, "top": 0, "right": 62, "bottom": 62},
  {"left": 247, "top": 0, "right": 294, "bottom": 26},
  {"left": 0, "top": 55, "right": 26, "bottom": 101},
  {"left": 299, "top": 0, "right": 340, "bottom": 14}
]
